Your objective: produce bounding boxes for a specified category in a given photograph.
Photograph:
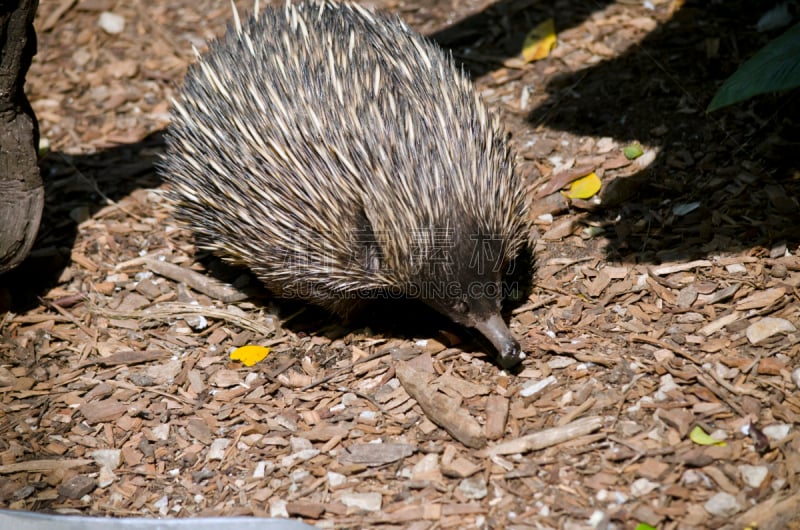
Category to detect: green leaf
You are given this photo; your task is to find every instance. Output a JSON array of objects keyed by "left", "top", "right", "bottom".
[
  {"left": 623, "top": 143, "right": 643, "bottom": 160},
  {"left": 689, "top": 425, "right": 727, "bottom": 446},
  {"left": 708, "top": 23, "right": 800, "bottom": 112},
  {"left": 635, "top": 523, "right": 658, "bottom": 530}
]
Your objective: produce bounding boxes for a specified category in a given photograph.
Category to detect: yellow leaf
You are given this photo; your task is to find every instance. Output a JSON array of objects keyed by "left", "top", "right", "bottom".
[
  {"left": 230, "top": 345, "right": 271, "bottom": 366},
  {"left": 522, "top": 19, "right": 557, "bottom": 62},
  {"left": 689, "top": 425, "right": 727, "bottom": 446},
  {"left": 562, "top": 172, "right": 601, "bottom": 199}
]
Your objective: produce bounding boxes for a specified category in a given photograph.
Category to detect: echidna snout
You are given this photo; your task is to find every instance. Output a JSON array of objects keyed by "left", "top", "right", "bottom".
[
  {"left": 415, "top": 254, "right": 526, "bottom": 369},
  {"left": 474, "top": 315, "right": 524, "bottom": 369},
  {"left": 436, "top": 305, "right": 524, "bottom": 370}
]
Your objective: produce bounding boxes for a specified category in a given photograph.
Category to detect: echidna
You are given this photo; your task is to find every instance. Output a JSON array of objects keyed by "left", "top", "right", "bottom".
[{"left": 161, "top": 0, "right": 534, "bottom": 368}]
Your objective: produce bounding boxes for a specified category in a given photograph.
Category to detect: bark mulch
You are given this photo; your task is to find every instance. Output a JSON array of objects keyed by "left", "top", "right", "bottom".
[{"left": 1, "top": 0, "right": 798, "bottom": 528}]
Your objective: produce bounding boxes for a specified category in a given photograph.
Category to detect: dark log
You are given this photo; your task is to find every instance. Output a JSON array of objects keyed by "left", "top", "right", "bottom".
[{"left": 0, "top": 0, "right": 42, "bottom": 274}]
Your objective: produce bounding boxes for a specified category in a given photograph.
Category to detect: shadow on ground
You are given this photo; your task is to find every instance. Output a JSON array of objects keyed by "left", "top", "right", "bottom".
[
  {"left": 0, "top": 131, "right": 165, "bottom": 312},
  {"left": 428, "top": 0, "right": 800, "bottom": 263}
]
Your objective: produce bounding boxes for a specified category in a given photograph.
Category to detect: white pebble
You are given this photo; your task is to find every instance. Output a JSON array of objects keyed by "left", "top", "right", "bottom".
[
  {"left": 97, "top": 466, "right": 116, "bottom": 488},
  {"left": 458, "top": 476, "right": 488, "bottom": 500},
  {"left": 739, "top": 465, "right": 768, "bottom": 488},
  {"left": 98, "top": 12, "right": 125, "bottom": 34},
  {"left": 327, "top": 471, "right": 346, "bottom": 487},
  {"left": 704, "top": 491, "right": 742, "bottom": 517},
  {"left": 746, "top": 317, "right": 796, "bottom": 344},
  {"left": 339, "top": 491, "right": 382, "bottom": 511},
  {"left": 763, "top": 423, "right": 791, "bottom": 441},
  {"left": 253, "top": 461, "right": 268, "bottom": 479},
  {"left": 630, "top": 478, "right": 659, "bottom": 497},
  {"left": 269, "top": 498, "right": 288, "bottom": 518},
  {"left": 725, "top": 263, "right": 747, "bottom": 274},
  {"left": 207, "top": 438, "right": 230, "bottom": 460},
  {"left": 90, "top": 448, "right": 121, "bottom": 470}
]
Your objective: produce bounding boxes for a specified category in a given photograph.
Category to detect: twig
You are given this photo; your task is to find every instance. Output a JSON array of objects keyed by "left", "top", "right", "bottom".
[
  {"left": 488, "top": 416, "right": 605, "bottom": 456},
  {"left": 144, "top": 258, "right": 248, "bottom": 303},
  {"left": 90, "top": 302, "right": 277, "bottom": 337}
]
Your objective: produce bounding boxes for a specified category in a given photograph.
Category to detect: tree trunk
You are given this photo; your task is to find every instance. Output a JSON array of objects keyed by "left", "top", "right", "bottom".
[{"left": 0, "top": 0, "right": 42, "bottom": 274}]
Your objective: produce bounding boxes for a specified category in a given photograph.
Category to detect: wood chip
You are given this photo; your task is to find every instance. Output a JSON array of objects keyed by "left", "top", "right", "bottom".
[
  {"left": 396, "top": 362, "right": 486, "bottom": 449},
  {"left": 489, "top": 417, "right": 605, "bottom": 456}
]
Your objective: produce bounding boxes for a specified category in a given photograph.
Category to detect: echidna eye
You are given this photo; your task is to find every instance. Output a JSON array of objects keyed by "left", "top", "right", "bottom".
[{"left": 453, "top": 300, "right": 468, "bottom": 314}]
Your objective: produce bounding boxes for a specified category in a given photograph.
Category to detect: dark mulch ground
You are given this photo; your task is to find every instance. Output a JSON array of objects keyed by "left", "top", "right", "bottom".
[{"left": 1, "top": 0, "right": 799, "bottom": 528}]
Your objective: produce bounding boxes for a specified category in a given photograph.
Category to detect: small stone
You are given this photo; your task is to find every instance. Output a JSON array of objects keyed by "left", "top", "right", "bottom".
[
  {"left": 630, "top": 478, "right": 659, "bottom": 497},
  {"left": 792, "top": 368, "right": 800, "bottom": 389},
  {"left": 763, "top": 423, "right": 791, "bottom": 441},
  {"left": 69, "top": 205, "right": 91, "bottom": 224},
  {"left": 13, "top": 485, "right": 35, "bottom": 500},
  {"left": 98, "top": 11, "right": 125, "bottom": 34},
  {"left": 458, "top": 476, "right": 488, "bottom": 500},
  {"left": 0, "top": 366, "right": 15, "bottom": 386},
  {"left": 725, "top": 263, "right": 747, "bottom": 274},
  {"left": 151, "top": 424, "right": 170, "bottom": 441},
  {"left": 97, "top": 466, "right": 116, "bottom": 488},
  {"left": 153, "top": 495, "right": 169, "bottom": 516},
  {"left": 340, "top": 491, "right": 382, "bottom": 512},
  {"left": 341, "top": 393, "right": 359, "bottom": 406},
  {"left": 411, "top": 453, "right": 440, "bottom": 481},
  {"left": 746, "top": 317, "right": 796, "bottom": 344},
  {"left": 280, "top": 447, "right": 320, "bottom": 468},
  {"left": 184, "top": 314, "right": 208, "bottom": 331},
  {"left": 290, "top": 437, "right": 313, "bottom": 452},
  {"left": 128, "top": 373, "right": 153, "bottom": 387},
  {"left": 59, "top": 475, "right": 96, "bottom": 499},
  {"left": 290, "top": 470, "right": 310, "bottom": 483},
  {"left": 654, "top": 373, "right": 678, "bottom": 401},
  {"left": 327, "top": 471, "right": 346, "bottom": 487},
  {"left": 207, "top": 438, "right": 230, "bottom": 460},
  {"left": 547, "top": 356, "right": 576, "bottom": 369},
  {"left": 90, "top": 449, "right": 121, "bottom": 470},
  {"left": 770, "top": 263, "right": 788, "bottom": 278},
  {"left": 253, "top": 461, "right": 275, "bottom": 479},
  {"left": 739, "top": 465, "right": 768, "bottom": 488},
  {"left": 704, "top": 491, "right": 742, "bottom": 517},
  {"left": 269, "top": 498, "right": 288, "bottom": 518}
]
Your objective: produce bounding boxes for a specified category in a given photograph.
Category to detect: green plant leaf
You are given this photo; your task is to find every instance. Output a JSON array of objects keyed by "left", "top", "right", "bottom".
[{"left": 708, "top": 22, "right": 800, "bottom": 112}]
